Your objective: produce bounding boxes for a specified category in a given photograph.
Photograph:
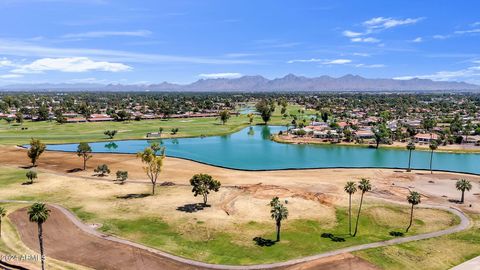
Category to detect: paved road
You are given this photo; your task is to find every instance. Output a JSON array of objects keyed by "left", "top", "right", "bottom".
[
  {"left": 450, "top": 256, "right": 480, "bottom": 270},
  {"left": 2, "top": 199, "right": 471, "bottom": 270}
]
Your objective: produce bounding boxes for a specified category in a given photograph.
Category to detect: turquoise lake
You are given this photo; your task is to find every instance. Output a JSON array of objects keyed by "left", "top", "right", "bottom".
[{"left": 45, "top": 126, "right": 480, "bottom": 174}]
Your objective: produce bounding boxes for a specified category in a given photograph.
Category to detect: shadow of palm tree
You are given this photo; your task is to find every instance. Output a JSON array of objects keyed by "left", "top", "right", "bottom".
[{"left": 116, "top": 193, "right": 150, "bottom": 199}]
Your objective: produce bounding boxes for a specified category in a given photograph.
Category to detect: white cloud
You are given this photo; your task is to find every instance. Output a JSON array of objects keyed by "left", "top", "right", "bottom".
[
  {"left": 198, "top": 72, "right": 243, "bottom": 79},
  {"left": 0, "top": 74, "right": 22, "bottom": 79},
  {"left": 287, "top": 58, "right": 351, "bottom": 65},
  {"left": 287, "top": 58, "right": 323, "bottom": 64},
  {"left": 342, "top": 30, "right": 363, "bottom": 37},
  {"left": 363, "top": 17, "right": 423, "bottom": 30},
  {"left": 355, "top": 64, "right": 385, "bottom": 68},
  {"left": 412, "top": 37, "right": 423, "bottom": 43},
  {"left": 393, "top": 65, "right": 480, "bottom": 82},
  {"left": 325, "top": 59, "right": 352, "bottom": 64},
  {"left": 472, "top": 22, "right": 480, "bottom": 27},
  {"left": 11, "top": 57, "right": 132, "bottom": 73},
  {"left": 0, "top": 39, "right": 253, "bottom": 65},
  {"left": 62, "top": 30, "right": 152, "bottom": 39},
  {"left": 351, "top": 37, "right": 380, "bottom": 43},
  {"left": 454, "top": 28, "right": 480, "bottom": 35},
  {"left": 433, "top": 34, "right": 451, "bottom": 40},
  {"left": 0, "top": 58, "right": 16, "bottom": 68},
  {"left": 353, "top": 52, "right": 370, "bottom": 57}
]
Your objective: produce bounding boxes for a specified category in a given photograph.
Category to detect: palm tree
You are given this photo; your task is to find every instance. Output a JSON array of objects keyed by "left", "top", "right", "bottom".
[
  {"left": 0, "top": 207, "right": 6, "bottom": 238},
  {"left": 28, "top": 203, "right": 50, "bottom": 270},
  {"left": 406, "top": 141, "right": 416, "bottom": 172},
  {"left": 270, "top": 197, "right": 288, "bottom": 242},
  {"left": 456, "top": 179, "right": 472, "bottom": 204},
  {"left": 344, "top": 181, "right": 357, "bottom": 236},
  {"left": 353, "top": 178, "right": 372, "bottom": 237},
  {"left": 429, "top": 141, "right": 438, "bottom": 174},
  {"left": 406, "top": 191, "right": 421, "bottom": 232}
]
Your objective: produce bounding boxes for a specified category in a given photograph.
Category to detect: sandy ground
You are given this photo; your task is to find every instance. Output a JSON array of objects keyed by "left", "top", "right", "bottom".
[
  {"left": 2, "top": 145, "right": 479, "bottom": 212},
  {"left": 1, "top": 145, "right": 480, "bottom": 269}
]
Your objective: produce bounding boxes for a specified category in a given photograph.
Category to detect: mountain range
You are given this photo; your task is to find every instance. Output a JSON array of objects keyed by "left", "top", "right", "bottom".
[{"left": 1, "top": 74, "right": 479, "bottom": 92}]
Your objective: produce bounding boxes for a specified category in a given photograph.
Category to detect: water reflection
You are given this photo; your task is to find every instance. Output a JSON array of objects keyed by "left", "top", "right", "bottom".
[{"left": 104, "top": 142, "right": 118, "bottom": 150}]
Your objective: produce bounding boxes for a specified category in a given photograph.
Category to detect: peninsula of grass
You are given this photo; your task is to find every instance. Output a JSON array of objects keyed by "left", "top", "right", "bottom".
[{"left": 355, "top": 213, "right": 480, "bottom": 270}]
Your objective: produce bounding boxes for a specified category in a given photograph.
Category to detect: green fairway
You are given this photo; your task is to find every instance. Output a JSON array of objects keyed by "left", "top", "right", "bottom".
[
  {"left": 355, "top": 213, "right": 480, "bottom": 270},
  {"left": 98, "top": 205, "right": 459, "bottom": 265},
  {"left": 0, "top": 104, "right": 310, "bottom": 145}
]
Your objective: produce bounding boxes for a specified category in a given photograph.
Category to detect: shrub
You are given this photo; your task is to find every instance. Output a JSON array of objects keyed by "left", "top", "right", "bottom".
[
  {"left": 94, "top": 164, "right": 110, "bottom": 176},
  {"left": 115, "top": 170, "right": 128, "bottom": 184}
]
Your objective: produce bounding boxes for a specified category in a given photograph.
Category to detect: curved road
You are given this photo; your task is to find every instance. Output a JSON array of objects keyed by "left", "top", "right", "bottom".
[{"left": 3, "top": 199, "right": 470, "bottom": 270}]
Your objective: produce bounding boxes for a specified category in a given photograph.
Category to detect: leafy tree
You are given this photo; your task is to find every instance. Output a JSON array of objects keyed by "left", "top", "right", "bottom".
[
  {"left": 115, "top": 110, "right": 131, "bottom": 121},
  {"left": 137, "top": 147, "right": 165, "bottom": 195},
  {"left": 406, "top": 191, "right": 421, "bottom": 232},
  {"left": 171, "top": 128, "right": 179, "bottom": 135},
  {"left": 247, "top": 113, "right": 254, "bottom": 125},
  {"left": 189, "top": 174, "right": 221, "bottom": 205},
  {"left": 27, "top": 138, "right": 46, "bottom": 167},
  {"left": 94, "top": 164, "right": 110, "bottom": 176},
  {"left": 149, "top": 142, "right": 162, "bottom": 155},
  {"left": 37, "top": 106, "right": 49, "bottom": 121},
  {"left": 28, "top": 203, "right": 50, "bottom": 270},
  {"left": 406, "top": 141, "right": 416, "bottom": 172},
  {"left": 15, "top": 112, "right": 24, "bottom": 124},
  {"left": 372, "top": 123, "right": 390, "bottom": 148},
  {"left": 115, "top": 170, "right": 128, "bottom": 184},
  {"left": 77, "top": 142, "right": 92, "bottom": 170},
  {"left": 158, "top": 127, "right": 164, "bottom": 136},
  {"left": 104, "top": 130, "right": 117, "bottom": 139},
  {"left": 429, "top": 141, "right": 438, "bottom": 174},
  {"left": 0, "top": 207, "right": 6, "bottom": 238},
  {"left": 344, "top": 181, "right": 357, "bottom": 235},
  {"left": 255, "top": 100, "right": 273, "bottom": 124},
  {"left": 353, "top": 178, "right": 372, "bottom": 237},
  {"left": 456, "top": 179, "right": 472, "bottom": 204},
  {"left": 219, "top": 110, "right": 230, "bottom": 125},
  {"left": 421, "top": 116, "right": 436, "bottom": 132},
  {"left": 54, "top": 109, "right": 66, "bottom": 124},
  {"left": 270, "top": 197, "right": 288, "bottom": 242},
  {"left": 321, "top": 111, "right": 329, "bottom": 122},
  {"left": 26, "top": 170, "right": 37, "bottom": 184}
]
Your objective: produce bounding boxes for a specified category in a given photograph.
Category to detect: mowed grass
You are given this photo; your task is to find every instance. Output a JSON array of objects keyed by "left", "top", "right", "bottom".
[
  {"left": 98, "top": 205, "right": 458, "bottom": 265},
  {"left": 0, "top": 113, "right": 292, "bottom": 145},
  {"left": 355, "top": 213, "right": 480, "bottom": 270}
]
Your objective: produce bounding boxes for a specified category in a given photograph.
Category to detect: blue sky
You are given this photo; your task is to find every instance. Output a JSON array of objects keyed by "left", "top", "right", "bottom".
[{"left": 0, "top": 0, "right": 479, "bottom": 85}]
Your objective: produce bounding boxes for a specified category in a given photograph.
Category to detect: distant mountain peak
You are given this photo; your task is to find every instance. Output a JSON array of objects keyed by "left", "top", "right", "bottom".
[{"left": 1, "top": 74, "right": 479, "bottom": 92}]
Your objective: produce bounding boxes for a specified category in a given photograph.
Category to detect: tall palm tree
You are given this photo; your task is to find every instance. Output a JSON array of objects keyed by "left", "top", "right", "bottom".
[
  {"left": 353, "top": 178, "right": 372, "bottom": 237},
  {"left": 0, "top": 207, "right": 6, "bottom": 238},
  {"left": 456, "top": 179, "right": 472, "bottom": 204},
  {"left": 270, "top": 197, "right": 288, "bottom": 242},
  {"left": 28, "top": 203, "right": 50, "bottom": 270},
  {"left": 344, "top": 181, "right": 357, "bottom": 236},
  {"left": 406, "top": 191, "right": 421, "bottom": 232},
  {"left": 406, "top": 141, "right": 416, "bottom": 172},
  {"left": 429, "top": 141, "right": 438, "bottom": 174}
]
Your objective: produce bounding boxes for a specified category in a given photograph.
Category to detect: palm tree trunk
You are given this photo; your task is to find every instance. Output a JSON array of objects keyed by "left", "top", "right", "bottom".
[
  {"left": 353, "top": 192, "right": 364, "bottom": 237},
  {"left": 461, "top": 190, "right": 465, "bottom": 204},
  {"left": 407, "top": 150, "right": 412, "bottom": 172},
  {"left": 406, "top": 204, "right": 414, "bottom": 232},
  {"left": 429, "top": 150, "right": 434, "bottom": 174},
  {"left": 348, "top": 194, "right": 352, "bottom": 236},
  {"left": 38, "top": 223, "right": 45, "bottom": 270},
  {"left": 276, "top": 221, "right": 281, "bottom": 242}
]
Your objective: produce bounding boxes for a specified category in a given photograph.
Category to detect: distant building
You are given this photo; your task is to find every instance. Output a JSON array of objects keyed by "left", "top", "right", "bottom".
[{"left": 413, "top": 133, "right": 439, "bottom": 143}]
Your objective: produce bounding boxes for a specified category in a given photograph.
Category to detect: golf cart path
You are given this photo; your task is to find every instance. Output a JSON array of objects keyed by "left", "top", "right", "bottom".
[{"left": 4, "top": 199, "right": 470, "bottom": 270}]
